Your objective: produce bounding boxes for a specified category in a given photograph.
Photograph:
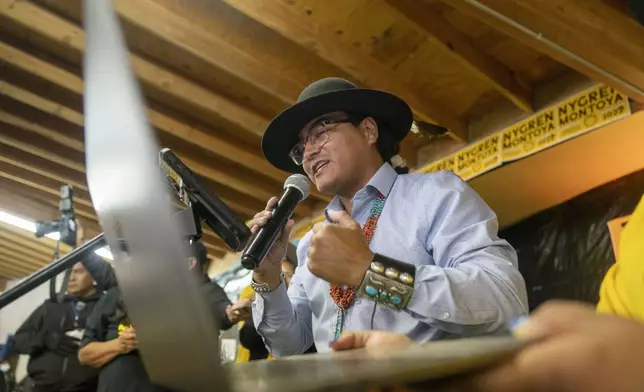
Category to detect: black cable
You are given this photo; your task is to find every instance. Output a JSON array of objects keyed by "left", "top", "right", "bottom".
[{"left": 369, "top": 300, "right": 377, "bottom": 330}]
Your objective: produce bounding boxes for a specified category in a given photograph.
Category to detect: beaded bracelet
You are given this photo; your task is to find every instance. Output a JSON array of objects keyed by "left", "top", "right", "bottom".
[{"left": 357, "top": 253, "right": 415, "bottom": 310}]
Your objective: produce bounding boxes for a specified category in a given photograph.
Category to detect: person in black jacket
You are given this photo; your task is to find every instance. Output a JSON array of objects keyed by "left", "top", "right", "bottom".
[
  {"left": 13, "top": 255, "right": 110, "bottom": 392},
  {"left": 78, "top": 240, "right": 242, "bottom": 392},
  {"left": 189, "top": 241, "right": 247, "bottom": 330}
]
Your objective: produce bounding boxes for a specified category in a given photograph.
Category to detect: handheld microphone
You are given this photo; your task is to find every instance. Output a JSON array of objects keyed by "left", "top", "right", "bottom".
[{"left": 241, "top": 174, "right": 311, "bottom": 270}]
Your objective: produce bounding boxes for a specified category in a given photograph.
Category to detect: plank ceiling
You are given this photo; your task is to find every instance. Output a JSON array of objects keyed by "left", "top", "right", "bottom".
[{"left": 1, "top": 0, "right": 644, "bottom": 280}]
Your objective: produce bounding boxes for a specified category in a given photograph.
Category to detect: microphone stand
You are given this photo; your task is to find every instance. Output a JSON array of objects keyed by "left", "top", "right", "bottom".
[{"left": 0, "top": 233, "right": 106, "bottom": 310}]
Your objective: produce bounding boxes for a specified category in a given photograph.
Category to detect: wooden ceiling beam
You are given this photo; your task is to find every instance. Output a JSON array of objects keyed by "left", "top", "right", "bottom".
[
  {"left": 0, "top": 237, "right": 56, "bottom": 265},
  {"left": 0, "top": 160, "right": 93, "bottom": 208},
  {"left": 0, "top": 178, "right": 232, "bottom": 253},
  {"left": 445, "top": 0, "right": 644, "bottom": 104},
  {"left": 0, "top": 44, "right": 265, "bottom": 176},
  {"left": 0, "top": 182, "right": 229, "bottom": 258},
  {"left": 0, "top": 121, "right": 85, "bottom": 172},
  {"left": 0, "top": 0, "right": 268, "bottom": 139},
  {"left": 0, "top": 46, "right": 325, "bottom": 208},
  {"left": 0, "top": 232, "right": 56, "bottom": 261},
  {"left": 0, "top": 178, "right": 99, "bottom": 222},
  {"left": 113, "top": 0, "right": 301, "bottom": 109},
  {"left": 386, "top": 0, "right": 533, "bottom": 112},
  {"left": 0, "top": 143, "right": 89, "bottom": 191},
  {"left": 0, "top": 247, "right": 46, "bottom": 272},
  {"left": 0, "top": 185, "right": 229, "bottom": 258},
  {"left": 0, "top": 185, "right": 102, "bottom": 241},
  {"left": 0, "top": 109, "right": 84, "bottom": 152},
  {"left": 0, "top": 120, "right": 261, "bottom": 219},
  {"left": 0, "top": 220, "right": 63, "bottom": 252},
  {"left": 219, "top": 0, "right": 468, "bottom": 141},
  {"left": 0, "top": 80, "right": 85, "bottom": 128},
  {"left": 0, "top": 133, "right": 245, "bottom": 253},
  {"left": 0, "top": 114, "right": 268, "bottom": 218},
  {"left": 0, "top": 257, "right": 30, "bottom": 279}
]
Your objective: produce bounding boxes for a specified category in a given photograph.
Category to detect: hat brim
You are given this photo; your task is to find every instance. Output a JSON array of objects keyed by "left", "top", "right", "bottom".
[{"left": 262, "top": 88, "right": 413, "bottom": 174}]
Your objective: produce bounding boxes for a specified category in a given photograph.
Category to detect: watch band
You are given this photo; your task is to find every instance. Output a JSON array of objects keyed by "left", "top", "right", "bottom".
[
  {"left": 357, "top": 253, "right": 415, "bottom": 310},
  {"left": 250, "top": 271, "right": 285, "bottom": 294}
]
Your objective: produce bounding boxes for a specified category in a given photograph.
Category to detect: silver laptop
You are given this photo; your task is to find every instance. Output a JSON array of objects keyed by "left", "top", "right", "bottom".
[{"left": 83, "top": 1, "right": 524, "bottom": 391}]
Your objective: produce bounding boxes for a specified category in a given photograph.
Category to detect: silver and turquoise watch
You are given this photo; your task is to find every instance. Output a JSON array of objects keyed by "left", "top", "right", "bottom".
[{"left": 250, "top": 271, "right": 285, "bottom": 294}]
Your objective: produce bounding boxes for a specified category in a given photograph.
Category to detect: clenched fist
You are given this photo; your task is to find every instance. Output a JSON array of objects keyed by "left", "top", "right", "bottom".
[{"left": 307, "top": 210, "right": 373, "bottom": 287}]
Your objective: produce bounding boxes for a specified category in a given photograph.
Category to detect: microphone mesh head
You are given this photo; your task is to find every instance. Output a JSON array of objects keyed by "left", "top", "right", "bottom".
[{"left": 284, "top": 174, "right": 311, "bottom": 200}]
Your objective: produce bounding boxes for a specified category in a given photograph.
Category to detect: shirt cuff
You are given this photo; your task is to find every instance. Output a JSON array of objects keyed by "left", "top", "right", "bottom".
[{"left": 255, "top": 281, "right": 290, "bottom": 315}]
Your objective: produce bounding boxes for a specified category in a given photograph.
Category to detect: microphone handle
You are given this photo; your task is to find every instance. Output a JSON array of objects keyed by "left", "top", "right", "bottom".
[{"left": 240, "top": 188, "right": 302, "bottom": 270}]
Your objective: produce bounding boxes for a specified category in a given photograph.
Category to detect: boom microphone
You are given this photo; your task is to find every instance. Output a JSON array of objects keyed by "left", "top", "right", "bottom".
[{"left": 241, "top": 174, "right": 311, "bottom": 270}]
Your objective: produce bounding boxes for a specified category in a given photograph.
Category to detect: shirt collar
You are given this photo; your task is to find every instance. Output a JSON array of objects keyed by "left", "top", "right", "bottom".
[{"left": 325, "top": 162, "right": 398, "bottom": 215}]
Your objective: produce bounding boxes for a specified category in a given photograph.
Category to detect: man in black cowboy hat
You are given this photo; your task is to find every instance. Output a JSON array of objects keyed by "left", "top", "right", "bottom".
[{"left": 247, "top": 78, "right": 528, "bottom": 356}]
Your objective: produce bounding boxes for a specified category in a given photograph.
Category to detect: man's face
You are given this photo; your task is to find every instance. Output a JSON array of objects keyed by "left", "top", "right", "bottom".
[
  {"left": 299, "top": 112, "right": 376, "bottom": 195},
  {"left": 67, "top": 262, "right": 94, "bottom": 295}
]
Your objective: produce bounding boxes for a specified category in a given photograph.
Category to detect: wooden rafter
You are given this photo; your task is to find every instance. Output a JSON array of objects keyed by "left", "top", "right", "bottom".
[
  {"left": 0, "top": 220, "right": 63, "bottom": 250},
  {"left": 0, "top": 80, "right": 84, "bottom": 126},
  {"left": 0, "top": 237, "right": 56, "bottom": 265},
  {"left": 386, "top": 0, "right": 533, "bottom": 112},
  {"left": 445, "top": 0, "right": 644, "bottom": 103},
  {"left": 0, "top": 175, "right": 231, "bottom": 256},
  {"left": 219, "top": 0, "right": 468, "bottom": 141},
  {"left": 0, "top": 143, "right": 89, "bottom": 191},
  {"left": 0, "top": 121, "right": 85, "bottom": 172},
  {"left": 114, "top": 0, "right": 302, "bottom": 108},
  {"left": 0, "top": 247, "right": 46, "bottom": 272},
  {"left": 3, "top": 0, "right": 333, "bottom": 205},
  {"left": 0, "top": 232, "right": 55, "bottom": 262},
  {"left": 0, "top": 109, "right": 265, "bottom": 218},
  {"left": 0, "top": 0, "right": 267, "bottom": 138},
  {"left": 0, "top": 78, "right": 278, "bottom": 207},
  {"left": 0, "top": 178, "right": 98, "bottom": 221},
  {"left": 0, "top": 109, "right": 84, "bottom": 152},
  {"left": 0, "top": 39, "right": 327, "bottom": 206},
  {"left": 0, "top": 258, "right": 28, "bottom": 278},
  {"left": 0, "top": 160, "right": 93, "bottom": 208}
]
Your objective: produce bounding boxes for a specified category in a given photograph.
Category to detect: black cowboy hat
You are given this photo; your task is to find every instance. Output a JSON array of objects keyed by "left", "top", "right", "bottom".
[{"left": 262, "top": 77, "right": 413, "bottom": 174}]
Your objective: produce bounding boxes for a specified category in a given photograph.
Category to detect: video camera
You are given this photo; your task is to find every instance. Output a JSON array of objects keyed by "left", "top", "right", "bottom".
[{"left": 35, "top": 185, "right": 77, "bottom": 247}]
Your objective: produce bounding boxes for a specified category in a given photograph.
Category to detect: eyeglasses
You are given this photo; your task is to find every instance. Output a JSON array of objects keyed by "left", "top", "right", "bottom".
[{"left": 289, "top": 117, "right": 361, "bottom": 165}]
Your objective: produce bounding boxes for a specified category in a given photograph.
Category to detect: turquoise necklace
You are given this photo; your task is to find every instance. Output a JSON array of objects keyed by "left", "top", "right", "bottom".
[{"left": 331, "top": 192, "right": 386, "bottom": 340}]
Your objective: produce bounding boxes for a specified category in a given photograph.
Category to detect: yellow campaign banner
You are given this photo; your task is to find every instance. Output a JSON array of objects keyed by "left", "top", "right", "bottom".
[
  {"left": 557, "top": 85, "right": 629, "bottom": 142},
  {"left": 501, "top": 108, "right": 557, "bottom": 162},
  {"left": 416, "top": 83, "right": 631, "bottom": 176},
  {"left": 417, "top": 153, "right": 457, "bottom": 174},
  {"left": 455, "top": 134, "right": 502, "bottom": 181}
]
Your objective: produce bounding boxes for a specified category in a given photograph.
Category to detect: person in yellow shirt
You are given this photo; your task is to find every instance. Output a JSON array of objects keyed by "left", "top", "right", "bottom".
[{"left": 597, "top": 195, "right": 644, "bottom": 320}]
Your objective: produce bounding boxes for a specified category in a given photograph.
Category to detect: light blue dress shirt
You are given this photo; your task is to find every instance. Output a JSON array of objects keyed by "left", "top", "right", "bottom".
[{"left": 253, "top": 163, "right": 528, "bottom": 356}]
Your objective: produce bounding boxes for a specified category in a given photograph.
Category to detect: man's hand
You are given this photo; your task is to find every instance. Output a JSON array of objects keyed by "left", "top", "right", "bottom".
[
  {"left": 247, "top": 197, "right": 294, "bottom": 289},
  {"left": 307, "top": 210, "right": 373, "bottom": 287},
  {"left": 116, "top": 327, "right": 137, "bottom": 354},
  {"left": 226, "top": 298, "right": 252, "bottom": 324},
  {"left": 330, "top": 331, "right": 413, "bottom": 353},
  {"left": 344, "top": 301, "right": 644, "bottom": 392},
  {"left": 75, "top": 219, "right": 85, "bottom": 247},
  {"left": 432, "top": 301, "right": 644, "bottom": 392}
]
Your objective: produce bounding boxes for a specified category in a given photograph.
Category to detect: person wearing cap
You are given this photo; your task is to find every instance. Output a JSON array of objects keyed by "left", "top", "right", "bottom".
[
  {"left": 13, "top": 261, "right": 102, "bottom": 392},
  {"left": 247, "top": 77, "right": 528, "bottom": 356}
]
